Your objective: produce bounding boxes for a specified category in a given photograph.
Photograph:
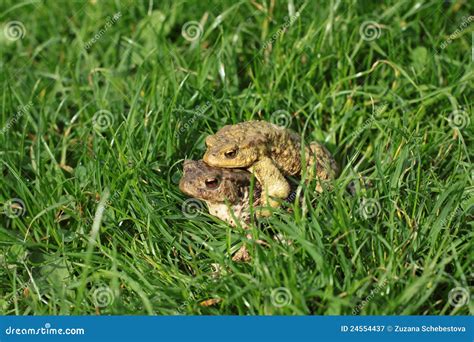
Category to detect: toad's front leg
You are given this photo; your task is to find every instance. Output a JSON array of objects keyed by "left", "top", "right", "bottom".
[{"left": 249, "top": 156, "right": 291, "bottom": 216}]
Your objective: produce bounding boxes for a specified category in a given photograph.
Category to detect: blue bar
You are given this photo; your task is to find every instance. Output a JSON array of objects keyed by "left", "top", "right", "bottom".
[{"left": 0, "top": 316, "right": 472, "bottom": 342}]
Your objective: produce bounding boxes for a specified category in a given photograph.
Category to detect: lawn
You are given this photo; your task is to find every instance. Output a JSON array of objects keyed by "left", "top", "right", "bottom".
[{"left": 0, "top": 0, "right": 472, "bottom": 315}]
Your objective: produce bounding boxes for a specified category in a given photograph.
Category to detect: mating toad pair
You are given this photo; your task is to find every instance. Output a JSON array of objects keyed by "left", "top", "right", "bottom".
[{"left": 179, "top": 120, "right": 339, "bottom": 227}]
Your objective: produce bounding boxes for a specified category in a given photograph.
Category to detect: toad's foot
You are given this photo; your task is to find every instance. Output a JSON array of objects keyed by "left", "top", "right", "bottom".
[
  {"left": 232, "top": 235, "right": 270, "bottom": 262},
  {"left": 232, "top": 245, "right": 251, "bottom": 262}
]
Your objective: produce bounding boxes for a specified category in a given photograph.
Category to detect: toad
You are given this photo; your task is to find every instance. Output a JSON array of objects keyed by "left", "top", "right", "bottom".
[
  {"left": 203, "top": 121, "right": 338, "bottom": 215},
  {"left": 179, "top": 159, "right": 263, "bottom": 261},
  {"left": 179, "top": 159, "right": 261, "bottom": 228}
]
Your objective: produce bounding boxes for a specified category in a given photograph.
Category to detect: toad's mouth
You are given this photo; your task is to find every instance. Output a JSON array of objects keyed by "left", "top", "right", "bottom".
[{"left": 203, "top": 152, "right": 247, "bottom": 168}]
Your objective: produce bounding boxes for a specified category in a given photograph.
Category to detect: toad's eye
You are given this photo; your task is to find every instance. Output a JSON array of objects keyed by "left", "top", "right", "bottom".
[
  {"left": 205, "top": 178, "right": 220, "bottom": 189},
  {"left": 224, "top": 149, "right": 238, "bottom": 159}
]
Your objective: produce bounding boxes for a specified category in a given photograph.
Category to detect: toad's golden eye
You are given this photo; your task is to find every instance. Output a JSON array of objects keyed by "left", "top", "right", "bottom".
[
  {"left": 224, "top": 149, "right": 237, "bottom": 159},
  {"left": 205, "top": 178, "right": 220, "bottom": 189}
]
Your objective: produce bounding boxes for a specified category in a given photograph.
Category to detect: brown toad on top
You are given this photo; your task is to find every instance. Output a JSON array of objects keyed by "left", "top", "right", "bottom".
[
  {"left": 203, "top": 120, "right": 338, "bottom": 215},
  {"left": 179, "top": 160, "right": 261, "bottom": 227}
]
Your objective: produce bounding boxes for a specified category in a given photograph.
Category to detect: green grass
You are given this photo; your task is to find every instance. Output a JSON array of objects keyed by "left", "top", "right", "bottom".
[{"left": 0, "top": 0, "right": 473, "bottom": 315}]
